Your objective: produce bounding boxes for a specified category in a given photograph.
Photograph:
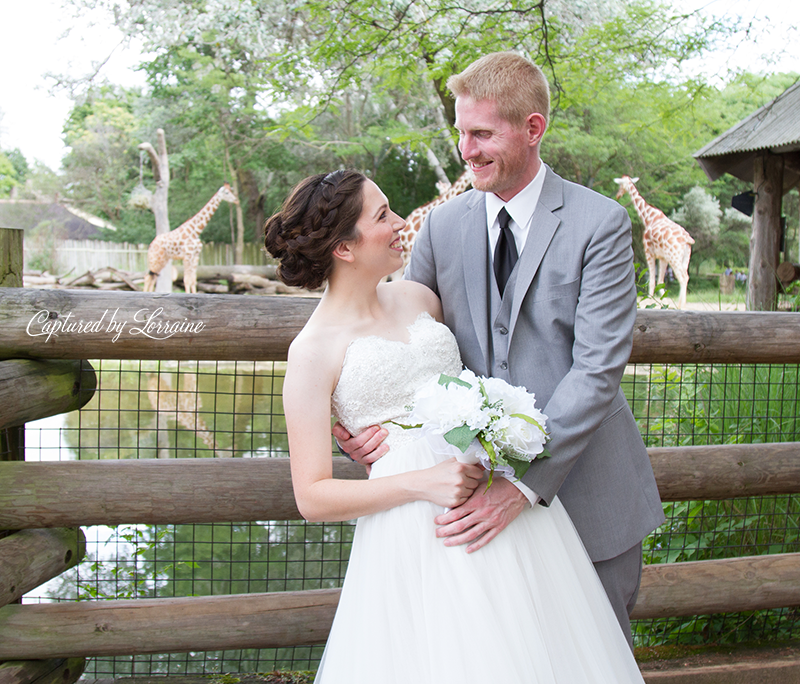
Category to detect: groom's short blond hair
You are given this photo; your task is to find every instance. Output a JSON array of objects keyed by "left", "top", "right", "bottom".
[{"left": 447, "top": 52, "right": 550, "bottom": 128}]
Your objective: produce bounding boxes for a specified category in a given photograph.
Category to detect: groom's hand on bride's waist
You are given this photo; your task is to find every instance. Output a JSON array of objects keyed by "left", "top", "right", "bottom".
[
  {"left": 332, "top": 422, "right": 389, "bottom": 472},
  {"left": 433, "top": 478, "right": 528, "bottom": 553}
]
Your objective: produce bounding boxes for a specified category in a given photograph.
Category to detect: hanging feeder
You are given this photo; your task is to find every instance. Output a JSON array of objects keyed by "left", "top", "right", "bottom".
[{"left": 128, "top": 151, "right": 153, "bottom": 210}]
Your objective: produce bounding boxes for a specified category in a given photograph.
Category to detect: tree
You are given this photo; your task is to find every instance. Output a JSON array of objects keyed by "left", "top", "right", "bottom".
[
  {"left": 70, "top": 0, "right": 742, "bottom": 162},
  {"left": 4, "top": 149, "right": 29, "bottom": 187},
  {"left": 59, "top": 0, "right": 778, "bottom": 270},
  {"left": 0, "top": 152, "right": 17, "bottom": 197},
  {"left": 671, "top": 186, "right": 721, "bottom": 273},
  {"left": 62, "top": 87, "right": 142, "bottom": 221}
]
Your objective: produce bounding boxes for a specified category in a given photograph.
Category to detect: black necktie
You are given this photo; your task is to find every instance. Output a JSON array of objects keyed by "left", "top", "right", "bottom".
[{"left": 494, "top": 208, "right": 518, "bottom": 297}]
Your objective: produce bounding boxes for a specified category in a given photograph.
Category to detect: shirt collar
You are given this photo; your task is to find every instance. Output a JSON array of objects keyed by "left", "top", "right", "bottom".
[{"left": 485, "top": 163, "right": 546, "bottom": 251}]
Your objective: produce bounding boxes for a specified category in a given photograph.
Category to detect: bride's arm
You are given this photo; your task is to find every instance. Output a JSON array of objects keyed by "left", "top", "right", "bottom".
[{"left": 284, "top": 337, "right": 482, "bottom": 523}]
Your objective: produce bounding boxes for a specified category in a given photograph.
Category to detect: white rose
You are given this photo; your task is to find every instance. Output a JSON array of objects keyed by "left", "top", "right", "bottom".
[
  {"left": 496, "top": 415, "right": 548, "bottom": 459},
  {"left": 481, "top": 376, "right": 539, "bottom": 417}
]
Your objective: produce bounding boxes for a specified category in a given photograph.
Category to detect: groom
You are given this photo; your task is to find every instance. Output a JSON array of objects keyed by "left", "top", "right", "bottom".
[{"left": 335, "top": 51, "right": 664, "bottom": 643}]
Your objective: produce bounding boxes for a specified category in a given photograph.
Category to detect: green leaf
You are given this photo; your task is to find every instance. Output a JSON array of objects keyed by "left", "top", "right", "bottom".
[
  {"left": 443, "top": 425, "right": 480, "bottom": 452},
  {"left": 505, "top": 455, "right": 533, "bottom": 481},
  {"left": 510, "top": 412, "right": 547, "bottom": 433},
  {"left": 438, "top": 373, "right": 472, "bottom": 389},
  {"left": 385, "top": 420, "right": 421, "bottom": 431}
]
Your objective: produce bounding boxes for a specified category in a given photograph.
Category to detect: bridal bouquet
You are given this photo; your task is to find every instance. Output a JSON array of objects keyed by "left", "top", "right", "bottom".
[{"left": 397, "top": 369, "right": 550, "bottom": 487}]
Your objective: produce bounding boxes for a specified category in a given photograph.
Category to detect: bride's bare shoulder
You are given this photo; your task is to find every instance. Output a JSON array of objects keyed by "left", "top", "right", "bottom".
[
  {"left": 378, "top": 280, "right": 442, "bottom": 318},
  {"left": 287, "top": 319, "right": 349, "bottom": 375}
]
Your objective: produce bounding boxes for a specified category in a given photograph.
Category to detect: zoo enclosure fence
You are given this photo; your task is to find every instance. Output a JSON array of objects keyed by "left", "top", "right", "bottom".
[{"left": 1, "top": 288, "right": 800, "bottom": 681}]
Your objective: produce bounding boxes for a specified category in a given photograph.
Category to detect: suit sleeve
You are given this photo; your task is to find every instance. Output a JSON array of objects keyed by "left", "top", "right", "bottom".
[{"left": 521, "top": 203, "right": 637, "bottom": 505}]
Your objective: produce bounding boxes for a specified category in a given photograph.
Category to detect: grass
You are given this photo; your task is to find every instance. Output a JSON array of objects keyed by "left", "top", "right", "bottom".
[{"left": 646, "top": 273, "right": 800, "bottom": 310}]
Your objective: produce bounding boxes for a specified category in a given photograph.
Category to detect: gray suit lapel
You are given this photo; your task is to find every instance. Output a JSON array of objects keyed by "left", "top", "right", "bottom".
[
  {"left": 508, "top": 167, "right": 564, "bottom": 338},
  {"left": 461, "top": 191, "right": 491, "bottom": 369}
]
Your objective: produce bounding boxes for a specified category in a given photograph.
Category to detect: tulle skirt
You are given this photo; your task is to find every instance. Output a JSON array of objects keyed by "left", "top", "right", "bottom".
[{"left": 314, "top": 436, "right": 645, "bottom": 683}]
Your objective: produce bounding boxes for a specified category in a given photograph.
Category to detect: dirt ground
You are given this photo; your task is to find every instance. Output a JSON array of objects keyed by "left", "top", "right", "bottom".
[{"left": 636, "top": 640, "right": 800, "bottom": 674}]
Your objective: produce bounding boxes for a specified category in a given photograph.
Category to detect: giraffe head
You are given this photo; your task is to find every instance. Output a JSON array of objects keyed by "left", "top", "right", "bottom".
[
  {"left": 218, "top": 183, "right": 239, "bottom": 205},
  {"left": 613, "top": 176, "right": 639, "bottom": 199}
]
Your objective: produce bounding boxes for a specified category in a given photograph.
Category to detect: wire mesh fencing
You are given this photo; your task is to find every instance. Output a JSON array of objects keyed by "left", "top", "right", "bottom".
[{"left": 19, "top": 359, "right": 800, "bottom": 675}]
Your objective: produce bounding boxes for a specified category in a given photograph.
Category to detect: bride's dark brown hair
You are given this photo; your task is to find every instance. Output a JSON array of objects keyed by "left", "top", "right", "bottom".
[{"left": 263, "top": 170, "right": 367, "bottom": 290}]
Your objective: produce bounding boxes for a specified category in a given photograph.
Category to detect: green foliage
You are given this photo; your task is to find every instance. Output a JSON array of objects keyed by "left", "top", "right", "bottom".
[
  {"left": 2, "top": 148, "right": 29, "bottom": 188},
  {"left": 627, "top": 363, "right": 800, "bottom": 645},
  {"left": 57, "top": 0, "right": 797, "bottom": 272},
  {"left": 63, "top": 360, "right": 288, "bottom": 459},
  {"left": 671, "top": 186, "right": 721, "bottom": 272},
  {"left": 0, "top": 152, "right": 17, "bottom": 197},
  {"left": 635, "top": 364, "right": 800, "bottom": 449},
  {"left": 62, "top": 87, "right": 144, "bottom": 221}
]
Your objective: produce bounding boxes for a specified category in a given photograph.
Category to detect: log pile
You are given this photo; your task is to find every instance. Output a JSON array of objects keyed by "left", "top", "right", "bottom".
[{"left": 22, "top": 265, "right": 316, "bottom": 296}]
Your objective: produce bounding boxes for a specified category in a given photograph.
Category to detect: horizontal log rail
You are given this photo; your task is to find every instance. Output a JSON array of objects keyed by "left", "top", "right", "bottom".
[
  {"left": 0, "top": 359, "right": 95, "bottom": 430},
  {"left": 649, "top": 442, "right": 800, "bottom": 501},
  {"left": 1, "top": 553, "right": 798, "bottom": 659},
  {"left": 0, "top": 458, "right": 364, "bottom": 529},
  {"left": 1, "top": 443, "right": 799, "bottom": 530},
  {"left": 0, "top": 528, "right": 86, "bottom": 606},
  {"left": 0, "top": 658, "right": 85, "bottom": 684},
  {"left": 630, "top": 552, "right": 800, "bottom": 619},
  {"left": 0, "top": 589, "right": 340, "bottom": 659},
  {"left": 1, "top": 288, "right": 799, "bottom": 363}
]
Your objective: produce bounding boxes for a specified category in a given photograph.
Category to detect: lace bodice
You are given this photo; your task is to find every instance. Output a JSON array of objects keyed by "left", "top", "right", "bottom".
[{"left": 331, "top": 313, "right": 462, "bottom": 448}]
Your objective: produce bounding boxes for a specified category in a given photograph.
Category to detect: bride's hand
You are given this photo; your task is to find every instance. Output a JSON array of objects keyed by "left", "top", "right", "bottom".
[{"left": 418, "top": 458, "right": 484, "bottom": 509}]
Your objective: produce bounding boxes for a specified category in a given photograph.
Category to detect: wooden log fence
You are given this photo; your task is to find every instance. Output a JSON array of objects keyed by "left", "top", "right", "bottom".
[
  {"left": 1, "top": 282, "right": 800, "bottom": 669},
  {"left": 2, "top": 550, "right": 800, "bottom": 661},
  {"left": 1, "top": 287, "right": 800, "bottom": 363}
]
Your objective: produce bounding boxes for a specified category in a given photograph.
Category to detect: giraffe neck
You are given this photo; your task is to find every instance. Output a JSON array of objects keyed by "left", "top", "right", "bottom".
[
  {"left": 624, "top": 182, "right": 658, "bottom": 228},
  {"left": 448, "top": 171, "right": 472, "bottom": 197},
  {"left": 180, "top": 191, "right": 226, "bottom": 239},
  {"left": 431, "top": 171, "right": 472, "bottom": 207}
]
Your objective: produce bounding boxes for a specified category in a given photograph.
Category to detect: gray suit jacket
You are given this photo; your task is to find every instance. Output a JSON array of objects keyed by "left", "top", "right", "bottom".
[{"left": 407, "top": 165, "right": 664, "bottom": 562}]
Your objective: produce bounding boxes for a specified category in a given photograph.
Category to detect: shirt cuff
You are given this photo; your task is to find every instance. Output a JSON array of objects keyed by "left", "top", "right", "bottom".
[{"left": 505, "top": 475, "right": 540, "bottom": 507}]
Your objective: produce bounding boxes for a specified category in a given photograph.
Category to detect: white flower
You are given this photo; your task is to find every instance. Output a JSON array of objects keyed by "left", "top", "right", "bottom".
[
  {"left": 495, "top": 415, "right": 548, "bottom": 458},
  {"left": 481, "top": 376, "right": 540, "bottom": 417},
  {"left": 409, "top": 374, "right": 484, "bottom": 434}
]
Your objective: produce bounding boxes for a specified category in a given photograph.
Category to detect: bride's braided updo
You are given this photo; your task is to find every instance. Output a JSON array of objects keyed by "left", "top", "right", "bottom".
[{"left": 264, "top": 170, "right": 367, "bottom": 290}]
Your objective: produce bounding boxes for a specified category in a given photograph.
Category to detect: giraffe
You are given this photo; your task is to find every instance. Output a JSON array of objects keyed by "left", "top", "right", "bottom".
[
  {"left": 396, "top": 168, "right": 474, "bottom": 273},
  {"left": 143, "top": 183, "right": 239, "bottom": 293},
  {"left": 614, "top": 175, "right": 695, "bottom": 309}
]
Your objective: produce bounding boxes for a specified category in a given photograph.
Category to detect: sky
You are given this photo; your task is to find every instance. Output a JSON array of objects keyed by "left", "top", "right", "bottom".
[{"left": 1, "top": 0, "right": 799, "bottom": 172}]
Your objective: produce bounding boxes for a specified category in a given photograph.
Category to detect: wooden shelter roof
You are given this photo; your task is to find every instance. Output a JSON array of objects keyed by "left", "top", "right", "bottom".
[
  {"left": 0, "top": 200, "right": 116, "bottom": 239},
  {"left": 694, "top": 81, "right": 800, "bottom": 192}
]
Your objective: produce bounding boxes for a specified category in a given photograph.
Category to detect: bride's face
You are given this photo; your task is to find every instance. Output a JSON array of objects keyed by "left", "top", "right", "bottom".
[{"left": 351, "top": 179, "right": 406, "bottom": 273}]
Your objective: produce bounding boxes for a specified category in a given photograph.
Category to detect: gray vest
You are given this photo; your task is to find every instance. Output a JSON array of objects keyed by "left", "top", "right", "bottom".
[{"left": 488, "top": 261, "right": 519, "bottom": 382}]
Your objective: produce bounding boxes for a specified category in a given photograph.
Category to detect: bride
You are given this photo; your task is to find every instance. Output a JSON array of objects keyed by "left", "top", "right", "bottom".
[{"left": 264, "top": 169, "right": 645, "bottom": 683}]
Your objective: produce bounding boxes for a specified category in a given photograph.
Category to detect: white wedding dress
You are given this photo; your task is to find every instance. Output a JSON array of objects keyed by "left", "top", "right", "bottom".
[{"left": 317, "top": 313, "right": 644, "bottom": 683}]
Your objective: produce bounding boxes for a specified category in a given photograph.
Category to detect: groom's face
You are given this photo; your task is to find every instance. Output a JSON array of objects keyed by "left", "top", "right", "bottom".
[{"left": 454, "top": 96, "right": 541, "bottom": 202}]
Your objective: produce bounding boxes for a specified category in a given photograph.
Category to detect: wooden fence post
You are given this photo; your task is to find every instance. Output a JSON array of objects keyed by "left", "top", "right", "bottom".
[
  {"left": 0, "top": 228, "right": 88, "bottom": 684},
  {"left": 1, "top": 228, "right": 25, "bottom": 464}
]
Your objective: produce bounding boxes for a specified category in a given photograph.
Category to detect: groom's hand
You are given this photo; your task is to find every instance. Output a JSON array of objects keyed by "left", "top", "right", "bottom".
[
  {"left": 332, "top": 422, "right": 389, "bottom": 472},
  {"left": 433, "top": 477, "right": 527, "bottom": 553}
]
